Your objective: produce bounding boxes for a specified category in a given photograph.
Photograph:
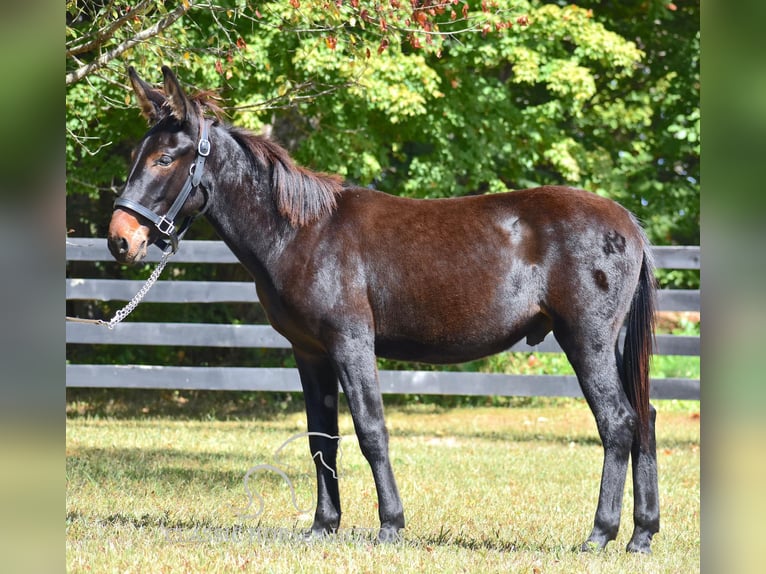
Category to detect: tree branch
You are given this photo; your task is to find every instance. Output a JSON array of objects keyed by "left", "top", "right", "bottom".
[
  {"left": 65, "top": 2, "right": 192, "bottom": 86},
  {"left": 66, "top": 0, "right": 156, "bottom": 58}
]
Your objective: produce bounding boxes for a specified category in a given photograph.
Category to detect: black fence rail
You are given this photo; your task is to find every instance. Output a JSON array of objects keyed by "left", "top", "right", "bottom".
[{"left": 66, "top": 239, "right": 700, "bottom": 400}]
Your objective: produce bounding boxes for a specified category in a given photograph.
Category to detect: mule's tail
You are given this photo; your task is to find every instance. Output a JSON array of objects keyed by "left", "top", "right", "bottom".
[{"left": 622, "top": 241, "right": 657, "bottom": 451}]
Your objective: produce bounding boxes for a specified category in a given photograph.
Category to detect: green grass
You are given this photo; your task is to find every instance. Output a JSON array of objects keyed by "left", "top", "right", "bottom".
[{"left": 67, "top": 401, "right": 699, "bottom": 573}]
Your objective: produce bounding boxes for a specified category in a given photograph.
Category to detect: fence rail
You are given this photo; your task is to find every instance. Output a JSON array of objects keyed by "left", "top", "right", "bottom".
[{"left": 66, "top": 238, "right": 700, "bottom": 400}]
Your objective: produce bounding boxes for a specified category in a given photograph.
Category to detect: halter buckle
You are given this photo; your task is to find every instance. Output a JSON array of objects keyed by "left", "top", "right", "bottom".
[{"left": 155, "top": 215, "right": 176, "bottom": 236}]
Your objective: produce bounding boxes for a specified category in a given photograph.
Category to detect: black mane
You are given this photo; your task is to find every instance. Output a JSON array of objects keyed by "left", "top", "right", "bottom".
[{"left": 228, "top": 125, "right": 343, "bottom": 227}]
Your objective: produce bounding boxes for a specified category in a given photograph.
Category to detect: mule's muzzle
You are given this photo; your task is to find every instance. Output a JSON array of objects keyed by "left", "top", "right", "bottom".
[{"left": 108, "top": 208, "right": 151, "bottom": 264}]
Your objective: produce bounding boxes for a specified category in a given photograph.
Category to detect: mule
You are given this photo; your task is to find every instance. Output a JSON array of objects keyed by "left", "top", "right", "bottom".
[{"left": 108, "top": 66, "right": 659, "bottom": 553}]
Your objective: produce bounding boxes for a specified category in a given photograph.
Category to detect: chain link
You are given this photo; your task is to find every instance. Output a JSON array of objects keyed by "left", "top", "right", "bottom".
[{"left": 101, "top": 248, "right": 174, "bottom": 329}]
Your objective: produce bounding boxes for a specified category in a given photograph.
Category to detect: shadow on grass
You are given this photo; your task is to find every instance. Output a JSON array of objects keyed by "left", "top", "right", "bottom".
[
  {"left": 67, "top": 506, "right": 578, "bottom": 556},
  {"left": 66, "top": 388, "right": 307, "bottom": 421},
  {"left": 66, "top": 445, "right": 284, "bottom": 489},
  {"left": 415, "top": 527, "right": 578, "bottom": 554},
  {"left": 65, "top": 389, "right": 565, "bottom": 421}
]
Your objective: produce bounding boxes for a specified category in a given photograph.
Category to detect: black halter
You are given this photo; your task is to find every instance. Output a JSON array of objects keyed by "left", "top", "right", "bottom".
[{"left": 114, "top": 118, "right": 213, "bottom": 253}]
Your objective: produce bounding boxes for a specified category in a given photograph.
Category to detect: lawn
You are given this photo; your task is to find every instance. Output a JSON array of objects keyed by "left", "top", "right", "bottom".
[{"left": 66, "top": 400, "right": 700, "bottom": 573}]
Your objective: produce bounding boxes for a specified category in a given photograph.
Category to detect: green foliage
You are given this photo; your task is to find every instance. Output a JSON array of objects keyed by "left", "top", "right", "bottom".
[{"left": 67, "top": 0, "right": 699, "bottom": 242}]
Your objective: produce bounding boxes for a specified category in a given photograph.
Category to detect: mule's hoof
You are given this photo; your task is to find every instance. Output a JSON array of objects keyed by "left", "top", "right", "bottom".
[
  {"left": 626, "top": 537, "right": 653, "bottom": 554},
  {"left": 580, "top": 539, "right": 606, "bottom": 553},
  {"left": 302, "top": 528, "right": 333, "bottom": 542},
  {"left": 376, "top": 527, "right": 403, "bottom": 544},
  {"left": 626, "top": 527, "right": 654, "bottom": 554}
]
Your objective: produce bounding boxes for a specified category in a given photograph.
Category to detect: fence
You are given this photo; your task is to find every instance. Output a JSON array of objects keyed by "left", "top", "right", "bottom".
[{"left": 66, "top": 238, "right": 700, "bottom": 400}]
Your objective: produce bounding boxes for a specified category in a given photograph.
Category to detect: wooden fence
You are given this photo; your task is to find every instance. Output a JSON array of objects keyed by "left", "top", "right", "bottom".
[{"left": 66, "top": 238, "right": 700, "bottom": 400}]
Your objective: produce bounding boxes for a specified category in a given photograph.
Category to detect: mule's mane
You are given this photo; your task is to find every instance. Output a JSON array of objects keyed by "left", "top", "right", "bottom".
[
  {"left": 228, "top": 126, "right": 343, "bottom": 227},
  {"left": 188, "top": 91, "right": 226, "bottom": 122}
]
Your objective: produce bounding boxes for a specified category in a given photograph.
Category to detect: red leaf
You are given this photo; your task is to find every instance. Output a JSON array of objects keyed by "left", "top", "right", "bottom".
[
  {"left": 516, "top": 15, "right": 529, "bottom": 26},
  {"left": 289, "top": 0, "right": 300, "bottom": 8},
  {"left": 325, "top": 35, "right": 337, "bottom": 50},
  {"left": 377, "top": 38, "right": 389, "bottom": 54},
  {"left": 214, "top": 60, "right": 223, "bottom": 75}
]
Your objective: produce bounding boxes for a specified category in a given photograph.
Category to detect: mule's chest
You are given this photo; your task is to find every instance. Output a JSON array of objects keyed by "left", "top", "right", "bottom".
[{"left": 254, "top": 280, "right": 329, "bottom": 354}]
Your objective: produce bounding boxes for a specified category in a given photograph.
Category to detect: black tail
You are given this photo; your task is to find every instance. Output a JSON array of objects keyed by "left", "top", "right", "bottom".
[{"left": 622, "top": 245, "right": 657, "bottom": 450}]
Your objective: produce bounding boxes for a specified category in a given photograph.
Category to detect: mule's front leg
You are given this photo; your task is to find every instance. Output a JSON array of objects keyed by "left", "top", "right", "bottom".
[
  {"left": 330, "top": 335, "right": 405, "bottom": 542},
  {"left": 295, "top": 349, "right": 342, "bottom": 538}
]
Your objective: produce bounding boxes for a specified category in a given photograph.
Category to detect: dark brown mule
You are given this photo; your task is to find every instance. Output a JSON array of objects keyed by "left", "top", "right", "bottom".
[{"left": 108, "top": 67, "right": 659, "bottom": 553}]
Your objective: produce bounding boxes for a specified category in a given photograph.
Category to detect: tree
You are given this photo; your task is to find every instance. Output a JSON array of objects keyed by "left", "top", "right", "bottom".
[{"left": 66, "top": 0, "right": 699, "bottom": 250}]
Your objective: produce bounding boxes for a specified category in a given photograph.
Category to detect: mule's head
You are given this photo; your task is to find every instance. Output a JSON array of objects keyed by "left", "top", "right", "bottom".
[{"left": 108, "top": 66, "right": 208, "bottom": 264}]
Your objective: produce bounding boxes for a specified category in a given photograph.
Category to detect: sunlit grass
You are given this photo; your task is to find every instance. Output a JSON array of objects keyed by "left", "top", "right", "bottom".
[{"left": 67, "top": 404, "right": 699, "bottom": 573}]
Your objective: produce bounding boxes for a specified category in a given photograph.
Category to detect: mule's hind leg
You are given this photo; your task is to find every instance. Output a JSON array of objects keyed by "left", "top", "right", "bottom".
[
  {"left": 626, "top": 403, "right": 660, "bottom": 553},
  {"left": 555, "top": 327, "right": 637, "bottom": 551},
  {"left": 294, "top": 348, "right": 342, "bottom": 538}
]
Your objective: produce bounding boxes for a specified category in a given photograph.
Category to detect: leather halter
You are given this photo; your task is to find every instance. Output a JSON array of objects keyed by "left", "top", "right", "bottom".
[{"left": 114, "top": 117, "right": 212, "bottom": 253}]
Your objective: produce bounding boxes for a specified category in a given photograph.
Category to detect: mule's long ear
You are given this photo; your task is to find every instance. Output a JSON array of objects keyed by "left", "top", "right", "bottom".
[
  {"left": 128, "top": 66, "right": 165, "bottom": 124},
  {"left": 161, "top": 66, "right": 190, "bottom": 123}
]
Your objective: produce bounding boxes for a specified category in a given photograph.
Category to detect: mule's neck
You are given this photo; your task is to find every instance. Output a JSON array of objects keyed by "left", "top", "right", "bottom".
[{"left": 200, "top": 124, "right": 298, "bottom": 280}]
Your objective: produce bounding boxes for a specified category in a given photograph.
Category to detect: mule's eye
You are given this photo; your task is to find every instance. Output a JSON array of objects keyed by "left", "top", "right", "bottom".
[{"left": 155, "top": 154, "right": 173, "bottom": 167}]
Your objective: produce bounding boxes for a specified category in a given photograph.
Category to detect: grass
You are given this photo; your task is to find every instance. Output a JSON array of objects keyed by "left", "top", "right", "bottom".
[{"left": 66, "top": 400, "right": 700, "bottom": 573}]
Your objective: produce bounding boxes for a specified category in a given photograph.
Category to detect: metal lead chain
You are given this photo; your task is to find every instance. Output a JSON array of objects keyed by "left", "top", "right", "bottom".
[
  {"left": 101, "top": 248, "right": 174, "bottom": 329},
  {"left": 61, "top": 248, "right": 176, "bottom": 329},
  {"left": 67, "top": 249, "right": 174, "bottom": 328}
]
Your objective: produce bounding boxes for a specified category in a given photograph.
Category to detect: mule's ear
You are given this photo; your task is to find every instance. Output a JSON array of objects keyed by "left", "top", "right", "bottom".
[
  {"left": 161, "top": 66, "right": 190, "bottom": 122},
  {"left": 128, "top": 66, "right": 165, "bottom": 124}
]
